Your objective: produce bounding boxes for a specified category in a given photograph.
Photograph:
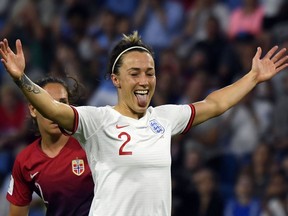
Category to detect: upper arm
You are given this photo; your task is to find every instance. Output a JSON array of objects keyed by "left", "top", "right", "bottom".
[
  {"left": 9, "top": 204, "right": 29, "bottom": 216},
  {"left": 192, "top": 99, "right": 222, "bottom": 126}
]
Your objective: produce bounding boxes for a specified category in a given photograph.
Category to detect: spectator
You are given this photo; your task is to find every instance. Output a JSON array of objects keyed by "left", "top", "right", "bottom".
[
  {"left": 222, "top": 93, "right": 261, "bottom": 159},
  {"left": 241, "top": 142, "right": 273, "bottom": 198},
  {"left": 134, "top": 0, "right": 184, "bottom": 54},
  {"left": 184, "top": 0, "right": 229, "bottom": 42},
  {"left": 224, "top": 173, "right": 261, "bottom": 216},
  {"left": 103, "top": 0, "right": 138, "bottom": 17},
  {"left": 272, "top": 73, "right": 288, "bottom": 160},
  {"left": 176, "top": 168, "right": 224, "bottom": 216},
  {"left": 0, "top": 84, "right": 30, "bottom": 182},
  {"left": 261, "top": 172, "right": 288, "bottom": 216},
  {"left": 0, "top": 84, "right": 28, "bottom": 150},
  {"left": 228, "top": 0, "right": 264, "bottom": 39}
]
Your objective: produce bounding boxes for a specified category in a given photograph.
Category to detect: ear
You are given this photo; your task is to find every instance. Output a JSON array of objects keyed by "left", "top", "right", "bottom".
[
  {"left": 28, "top": 104, "right": 37, "bottom": 118},
  {"left": 111, "top": 74, "right": 121, "bottom": 88}
]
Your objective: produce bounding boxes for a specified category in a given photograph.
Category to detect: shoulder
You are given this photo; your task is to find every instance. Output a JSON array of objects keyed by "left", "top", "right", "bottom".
[
  {"left": 75, "top": 105, "right": 114, "bottom": 116},
  {"left": 15, "top": 139, "right": 40, "bottom": 163},
  {"left": 66, "top": 136, "right": 85, "bottom": 150},
  {"left": 149, "top": 104, "right": 178, "bottom": 111},
  {"left": 75, "top": 105, "right": 112, "bottom": 111},
  {"left": 12, "top": 139, "right": 41, "bottom": 173},
  {"left": 150, "top": 104, "right": 192, "bottom": 115}
]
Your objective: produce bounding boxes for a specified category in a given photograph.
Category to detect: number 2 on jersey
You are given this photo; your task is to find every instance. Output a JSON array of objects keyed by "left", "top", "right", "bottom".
[{"left": 118, "top": 132, "right": 132, "bottom": 155}]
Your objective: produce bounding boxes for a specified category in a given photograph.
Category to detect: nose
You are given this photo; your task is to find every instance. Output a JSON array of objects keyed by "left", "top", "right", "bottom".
[{"left": 138, "top": 74, "right": 149, "bottom": 86}]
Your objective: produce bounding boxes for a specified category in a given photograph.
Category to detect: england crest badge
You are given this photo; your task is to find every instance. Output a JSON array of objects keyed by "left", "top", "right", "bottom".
[
  {"left": 149, "top": 119, "right": 165, "bottom": 134},
  {"left": 72, "top": 159, "right": 85, "bottom": 176}
]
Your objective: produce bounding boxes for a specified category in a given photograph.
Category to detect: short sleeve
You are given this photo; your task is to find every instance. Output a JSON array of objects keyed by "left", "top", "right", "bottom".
[
  {"left": 72, "top": 106, "right": 109, "bottom": 144},
  {"left": 182, "top": 104, "right": 196, "bottom": 134},
  {"left": 6, "top": 159, "right": 33, "bottom": 206},
  {"left": 154, "top": 104, "right": 195, "bottom": 135}
]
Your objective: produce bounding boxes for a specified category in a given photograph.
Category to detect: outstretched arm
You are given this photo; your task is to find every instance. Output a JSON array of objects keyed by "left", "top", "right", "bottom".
[
  {"left": 0, "top": 39, "right": 74, "bottom": 131},
  {"left": 192, "top": 46, "right": 288, "bottom": 126}
]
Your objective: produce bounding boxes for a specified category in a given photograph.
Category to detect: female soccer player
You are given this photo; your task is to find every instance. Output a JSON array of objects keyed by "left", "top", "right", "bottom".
[
  {"left": 6, "top": 77, "right": 94, "bottom": 216},
  {"left": 0, "top": 32, "right": 287, "bottom": 216}
]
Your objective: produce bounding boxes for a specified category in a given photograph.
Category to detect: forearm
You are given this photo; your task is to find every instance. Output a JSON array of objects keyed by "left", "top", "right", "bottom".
[
  {"left": 206, "top": 71, "right": 258, "bottom": 114},
  {"left": 193, "top": 71, "right": 258, "bottom": 125},
  {"left": 14, "top": 74, "right": 74, "bottom": 130},
  {"left": 14, "top": 74, "right": 57, "bottom": 117}
]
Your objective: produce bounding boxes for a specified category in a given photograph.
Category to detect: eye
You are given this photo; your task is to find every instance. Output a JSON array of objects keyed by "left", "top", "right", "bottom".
[
  {"left": 146, "top": 71, "right": 155, "bottom": 77},
  {"left": 147, "top": 73, "right": 155, "bottom": 77},
  {"left": 146, "top": 68, "right": 155, "bottom": 77},
  {"left": 130, "top": 71, "right": 139, "bottom": 77},
  {"left": 59, "top": 99, "right": 69, "bottom": 104}
]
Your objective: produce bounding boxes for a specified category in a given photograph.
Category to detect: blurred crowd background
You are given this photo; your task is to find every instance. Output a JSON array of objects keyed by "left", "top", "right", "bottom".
[{"left": 1, "top": 0, "right": 288, "bottom": 215}]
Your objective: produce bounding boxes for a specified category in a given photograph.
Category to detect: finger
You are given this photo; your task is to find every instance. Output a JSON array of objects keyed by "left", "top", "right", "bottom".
[
  {"left": 276, "top": 63, "right": 288, "bottom": 73},
  {"left": 3, "top": 38, "right": 9, "bottom": 52},
  {"left": 16, "top": 39, "right": 23, "bottom": 55},
  {"left": 275, "top": 55, "right": 288, "bottom": 68},
  {"left": 254, "top": 47, "right": 262, "bottom": 60},
  {"left": 264, "top": 46, "right": 278, "bottom": 59},
  {"left": 0, "top": 41, "right": 6, "bottom": 53},
  {"left": 0, "top": 45, "right": 7, "bottom": 61},
  {"left": 0, "top": 59, "right": 7, "bottom": 67},
  {"left": 271, "top": 48, "right": 287, "bottom": 63},
  {"left": 3, "top": 38, "right": 14, "bottom": 54},
  {"left": 0, "top": 60, "right": 10, "bottom": 73}
]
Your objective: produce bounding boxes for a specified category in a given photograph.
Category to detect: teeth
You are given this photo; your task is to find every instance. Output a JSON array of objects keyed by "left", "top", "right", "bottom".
[{"left": 135, "top": 90, "right": 148, "bottom": 95}]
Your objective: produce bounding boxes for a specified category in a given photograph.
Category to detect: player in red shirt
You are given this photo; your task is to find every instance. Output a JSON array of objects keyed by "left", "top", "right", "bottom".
[{"left": 6, "top": 77, "right": 94, "bottom": 216}]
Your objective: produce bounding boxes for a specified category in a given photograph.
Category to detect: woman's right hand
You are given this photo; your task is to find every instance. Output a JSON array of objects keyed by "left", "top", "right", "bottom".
[{"left": 0, "top": 39, "right": 25, "bottom": 80}]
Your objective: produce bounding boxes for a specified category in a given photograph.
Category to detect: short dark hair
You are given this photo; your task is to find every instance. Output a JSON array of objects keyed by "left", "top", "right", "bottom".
[
  {"left": 36, "top": 76, "right": 83, "bottom": 105},
  {"left": 106, "top": 31, "right": 154, "bottom": 78}
]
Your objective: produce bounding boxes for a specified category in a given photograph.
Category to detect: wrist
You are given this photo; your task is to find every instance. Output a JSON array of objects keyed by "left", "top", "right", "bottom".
[
  {"left": 246, "top": 70, "right": 259, "bottom": 86},
  {"left": 13, "top": 74, "right": 25, "bottom": 87}
]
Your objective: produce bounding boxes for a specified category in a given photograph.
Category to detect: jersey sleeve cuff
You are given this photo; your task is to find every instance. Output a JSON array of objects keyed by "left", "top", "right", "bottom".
[
  {"left": 6, "top": 194, "right": 30, "bottom": 206},
  {"left": 182, "top": 104, "right": 196, "bottom": 134},
  {"left": 60, "top": 106, "right": 79, "bottom": 136}
]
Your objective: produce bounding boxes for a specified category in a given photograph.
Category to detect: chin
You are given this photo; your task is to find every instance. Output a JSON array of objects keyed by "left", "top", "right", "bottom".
[
  {"left": 50, "top": 127, "right": 62, "bottom": 134},
  {"left": 135, "top": 106, "right": 148, "bottom": 114}
]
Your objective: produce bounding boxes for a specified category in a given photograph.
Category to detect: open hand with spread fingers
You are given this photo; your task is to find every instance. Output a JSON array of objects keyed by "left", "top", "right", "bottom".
[
  {"left": 251, "top": 46, "right": 288, "bottom": 83},
  {"left": 0, "top": 39, "right": 25, "bottom": 80}
]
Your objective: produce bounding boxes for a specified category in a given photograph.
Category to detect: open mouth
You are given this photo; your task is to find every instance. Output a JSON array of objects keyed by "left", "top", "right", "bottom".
[
  {"left": 134, "top": 90, "right": 149, "bottom": 95},
  {"left": 134, "top": 90, "right": 149, "bottom": 107}
]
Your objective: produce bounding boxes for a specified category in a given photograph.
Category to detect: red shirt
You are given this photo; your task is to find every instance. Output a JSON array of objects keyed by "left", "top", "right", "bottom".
[{"left": 6, "top": 137, "right": 94, "bottom": 216}]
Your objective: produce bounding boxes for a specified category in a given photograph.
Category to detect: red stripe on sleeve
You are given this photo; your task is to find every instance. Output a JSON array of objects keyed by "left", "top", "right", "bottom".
[
  {"left": 182, "top": 104, "right": 196, "bottom": 134},
  {"left": 60, "top": 106, "right": 79, "bottom": 136}
]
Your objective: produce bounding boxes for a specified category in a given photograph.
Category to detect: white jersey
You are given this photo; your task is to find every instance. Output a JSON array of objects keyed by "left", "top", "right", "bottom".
[{"left": 70, "top": 104, "right": 195, "bottom": 216}]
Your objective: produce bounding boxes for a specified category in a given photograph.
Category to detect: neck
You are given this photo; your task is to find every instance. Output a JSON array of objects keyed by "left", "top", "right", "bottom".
[
  {"left": 114, "top": 104, "right": 145, "bottom": 119},
  {"left": 41, "top": 134, "right": 69, "bottom": 158}
]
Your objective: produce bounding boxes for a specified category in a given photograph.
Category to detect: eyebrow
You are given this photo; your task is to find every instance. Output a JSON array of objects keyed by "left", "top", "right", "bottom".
[{"left": 128, "top": 67, "right": 154, "bottom": 72}]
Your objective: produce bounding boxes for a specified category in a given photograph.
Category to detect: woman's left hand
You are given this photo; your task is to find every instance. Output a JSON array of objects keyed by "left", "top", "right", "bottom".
[{"left": 251, "top": 46, "right": 288, "bottom": 83}]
